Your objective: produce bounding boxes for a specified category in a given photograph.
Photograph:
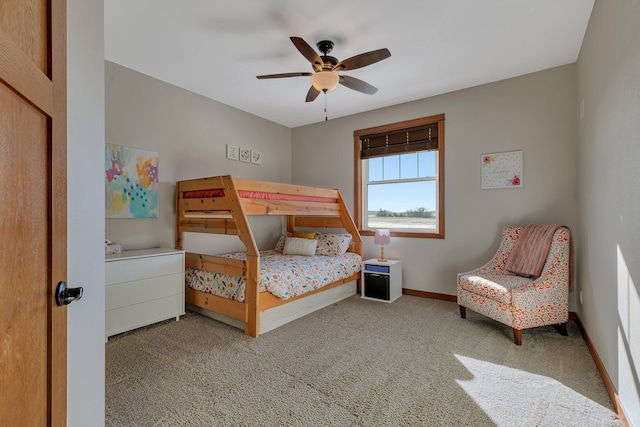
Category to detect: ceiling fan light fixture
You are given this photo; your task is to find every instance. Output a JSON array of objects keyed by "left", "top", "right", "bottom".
[{"left": 311, "top": 71, "right": 339, "bottom": 92}]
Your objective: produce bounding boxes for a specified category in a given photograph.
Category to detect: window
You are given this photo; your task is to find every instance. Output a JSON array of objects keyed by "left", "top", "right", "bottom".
[{"left": 353, "top": 114, "right": 444, "bottom": 238}]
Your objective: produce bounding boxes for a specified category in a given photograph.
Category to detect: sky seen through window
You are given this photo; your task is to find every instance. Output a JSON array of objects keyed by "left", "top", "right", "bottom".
[{"left": 367, "top": 151, "right": 437, "bottom": 213}]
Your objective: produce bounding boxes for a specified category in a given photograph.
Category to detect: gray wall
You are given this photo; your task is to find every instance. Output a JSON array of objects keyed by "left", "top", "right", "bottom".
[
  {"left": 576, "top": 0, "right": 640, "bottom": 423},
  {"left": 105, "top": 62, "right": 293, "bottom": 255},
  {"left": 293, "top": 65, "right": 578, "bottom": 304},
  {"left": 67, "top": 0, "right": 105, "bottom": 425}
]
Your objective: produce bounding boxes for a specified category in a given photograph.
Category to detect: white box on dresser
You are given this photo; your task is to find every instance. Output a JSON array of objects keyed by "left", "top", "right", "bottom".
[{"left": 105, "top": 248, "right": 185, "bottom": 340}]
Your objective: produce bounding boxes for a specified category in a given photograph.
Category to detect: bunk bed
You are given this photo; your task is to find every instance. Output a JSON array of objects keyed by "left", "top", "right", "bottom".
[{"left": 175, "top": 175, "right": 363, "bottom": 337}]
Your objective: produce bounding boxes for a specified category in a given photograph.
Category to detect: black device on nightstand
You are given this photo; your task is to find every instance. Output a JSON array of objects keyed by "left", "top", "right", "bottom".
[{"left": 364, "top": 272, "right": 390, "bottom": 300}]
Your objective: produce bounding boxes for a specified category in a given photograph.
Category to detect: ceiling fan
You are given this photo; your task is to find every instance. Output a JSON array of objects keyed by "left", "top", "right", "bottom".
[{"left": 257, "top": 37, "right": 391, "bottom": 102}]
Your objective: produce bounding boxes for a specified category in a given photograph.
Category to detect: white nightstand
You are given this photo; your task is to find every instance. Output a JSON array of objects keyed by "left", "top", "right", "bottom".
[{"left": 361, "top": 259, "right": 402, "bottom": 303}]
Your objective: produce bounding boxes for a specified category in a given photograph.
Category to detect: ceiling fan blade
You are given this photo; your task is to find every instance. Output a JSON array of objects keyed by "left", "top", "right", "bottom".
[
  {"left": 256, "top": 72, "right": 313, "bottom": 79},
  {"left": 333, "top": 48, "right": 391, "bottom": 71},
  {"left": 305, "top": 86, "right": 321, "bottom": 102},
  {"left": 290, "top": 37, "right": 324, "bottom": 70},
  {"left": 338, "top": 75, "right": 378, "bottom": 95}
]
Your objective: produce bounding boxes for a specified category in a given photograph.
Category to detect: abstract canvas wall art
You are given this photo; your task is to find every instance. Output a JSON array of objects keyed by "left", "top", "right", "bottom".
[{"left": 105, "top": 144, "right": 159, "bottom": 218}]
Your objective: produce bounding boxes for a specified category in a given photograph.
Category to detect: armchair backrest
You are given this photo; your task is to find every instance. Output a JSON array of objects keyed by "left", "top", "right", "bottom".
[
  {"left": 489, "top": 226, "right": 570, "bottom": 278},
  {"left": 487, "top": 226, "right": 523, "bottom": 274},
  {"left": 537, "top": 227, "right": 571, "bottom": 279}
]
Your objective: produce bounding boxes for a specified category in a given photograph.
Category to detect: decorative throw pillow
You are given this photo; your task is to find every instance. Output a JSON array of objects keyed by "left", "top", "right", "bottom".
[
  {"left": 274, "top": 233, "right": 289, "bottom": 253},
  {"left": 291, "top": 230, "right": 316, "bottom": 239},
  {"left": 283, "top": 237, "right": 318, "bottom": 256},
  {"left": 315, "top": 233, "right": 352, "bottom": 256}
]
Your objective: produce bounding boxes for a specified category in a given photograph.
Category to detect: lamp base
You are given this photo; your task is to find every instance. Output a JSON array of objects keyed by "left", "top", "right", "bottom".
[{"left": 377, "top": 245, "right": 387, "bottom": 263}]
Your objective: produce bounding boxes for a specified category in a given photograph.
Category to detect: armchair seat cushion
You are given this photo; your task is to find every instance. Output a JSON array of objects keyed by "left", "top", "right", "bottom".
[{"left": 458, "top": 273, "right": 533, "bottom": 305}]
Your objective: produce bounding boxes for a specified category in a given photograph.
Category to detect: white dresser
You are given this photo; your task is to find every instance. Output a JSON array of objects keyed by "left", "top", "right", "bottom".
[{"left": 105, "top": 248, "right": 185, "bottom": 339}]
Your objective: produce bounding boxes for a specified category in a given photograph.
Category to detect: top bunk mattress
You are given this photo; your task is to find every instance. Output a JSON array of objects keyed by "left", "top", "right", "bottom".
[{"left": 186, "top": 250, "right": 361, "bottom": 302}]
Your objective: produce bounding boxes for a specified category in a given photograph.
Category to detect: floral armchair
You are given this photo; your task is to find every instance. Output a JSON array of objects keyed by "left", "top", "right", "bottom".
[{"left": 457, "top": 226, "right": 571, "bottom": 345}]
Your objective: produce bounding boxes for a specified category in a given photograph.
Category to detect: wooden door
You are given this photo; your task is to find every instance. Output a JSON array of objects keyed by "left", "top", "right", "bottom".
[{"left": 0, "top": 0, "right": 67, "bottom": 425}]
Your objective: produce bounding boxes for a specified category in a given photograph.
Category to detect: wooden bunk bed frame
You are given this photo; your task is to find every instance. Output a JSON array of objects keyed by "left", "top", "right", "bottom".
[{"left": 175, "top": 175, "right": 363, "bottom": 337}]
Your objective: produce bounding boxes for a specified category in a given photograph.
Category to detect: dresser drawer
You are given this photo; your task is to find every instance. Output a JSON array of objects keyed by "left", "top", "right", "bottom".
[
  {"left": 106, "top": 294, "right": 184, "bottom": 337},
  {"left": 106, "top": 253, "right": 183, "bottom": 284},
  {"left": 106, "top": 272, "right": 183, "bottom": 310}
]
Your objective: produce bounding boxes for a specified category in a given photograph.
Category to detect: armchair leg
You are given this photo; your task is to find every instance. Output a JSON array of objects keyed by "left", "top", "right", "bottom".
[
  {"left": 554, "top": 323, "right": 568, "bottom": 336},
  {"left": 459, "top": 305, "right": 466, "bottom": 319},
  {"left": 512, "top": 328, "right": 522, "bottom": 346}
]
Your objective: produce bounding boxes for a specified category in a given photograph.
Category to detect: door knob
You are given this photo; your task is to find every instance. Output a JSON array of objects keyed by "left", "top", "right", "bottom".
[{"left": 55, "top": 281, "right": 83, "bottom": 306}]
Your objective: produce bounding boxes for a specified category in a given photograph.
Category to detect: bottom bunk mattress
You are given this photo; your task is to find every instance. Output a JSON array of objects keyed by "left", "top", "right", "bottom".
[{"left": 185, "top": 250, "right": 362, "bottom": 302}]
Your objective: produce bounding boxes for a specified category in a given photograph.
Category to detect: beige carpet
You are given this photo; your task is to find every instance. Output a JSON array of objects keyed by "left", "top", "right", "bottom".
[{"left": 106, "top": 295, "right": 621, "bottom": 426}]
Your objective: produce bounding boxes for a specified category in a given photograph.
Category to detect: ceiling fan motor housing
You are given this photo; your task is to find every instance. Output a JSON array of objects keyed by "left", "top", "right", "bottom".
[{"left": 319, "top": 55, "right": 338, "bottom": 70}]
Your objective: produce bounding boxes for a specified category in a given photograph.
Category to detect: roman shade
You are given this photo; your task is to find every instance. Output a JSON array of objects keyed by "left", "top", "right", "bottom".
[{"left": 359, "top": 122, "right": 438, "bottom": 159}]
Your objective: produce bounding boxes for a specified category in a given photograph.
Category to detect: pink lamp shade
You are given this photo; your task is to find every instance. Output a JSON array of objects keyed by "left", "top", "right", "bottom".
[
  {"left": 374, "top": 229, "right": 391, "bottom": 262},
  {"left": 374, "top": 229, "right": 391, "bottom": 245}
]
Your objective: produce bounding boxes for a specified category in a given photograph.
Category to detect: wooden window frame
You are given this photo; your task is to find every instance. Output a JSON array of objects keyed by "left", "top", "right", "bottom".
[{"left": 354, "top": 114, "right": 445, "bottom": 239}]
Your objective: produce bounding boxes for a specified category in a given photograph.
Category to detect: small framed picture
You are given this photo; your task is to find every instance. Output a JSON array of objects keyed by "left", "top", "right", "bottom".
[
  {"left": 239, "top": 147, "right": 250, "bottom": 163},
  {"left": 481, "top": 150, "right": 523, "bottom": 189},
  {"left": 226, "top": 145, "right": 239, "bottom": 160},
  {"left": 251, "top": 150, "right": 262, "bottom": 165}
]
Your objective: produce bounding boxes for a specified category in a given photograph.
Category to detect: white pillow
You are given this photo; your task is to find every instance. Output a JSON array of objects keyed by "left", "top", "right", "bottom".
[{"left": 283, "top": 237, "right": 318, "bottom": 256}]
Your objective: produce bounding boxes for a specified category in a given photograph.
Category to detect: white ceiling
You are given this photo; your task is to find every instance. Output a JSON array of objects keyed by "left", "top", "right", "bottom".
[{"left": 105, "top": 0, "right": 594, "bottom": 128}]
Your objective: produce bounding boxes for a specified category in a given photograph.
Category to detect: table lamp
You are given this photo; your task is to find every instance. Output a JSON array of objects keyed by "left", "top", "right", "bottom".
[{"left": 374, "top": 229, "right": 391, "bottom": 262}]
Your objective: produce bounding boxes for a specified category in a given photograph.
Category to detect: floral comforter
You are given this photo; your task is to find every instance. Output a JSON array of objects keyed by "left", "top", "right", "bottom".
[{"left": 185, "top": 250, "right": 362, "bottom": 302}]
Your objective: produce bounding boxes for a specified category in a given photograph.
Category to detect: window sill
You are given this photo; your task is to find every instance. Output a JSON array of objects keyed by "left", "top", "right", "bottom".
[{"left": 359, "top": 230, "right": 444, "bottom": 239}]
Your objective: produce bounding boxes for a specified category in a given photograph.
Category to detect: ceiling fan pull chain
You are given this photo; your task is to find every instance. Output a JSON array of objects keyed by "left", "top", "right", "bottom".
[{"left": 324, "top": 91, "right": 328, "bottom": 121}]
